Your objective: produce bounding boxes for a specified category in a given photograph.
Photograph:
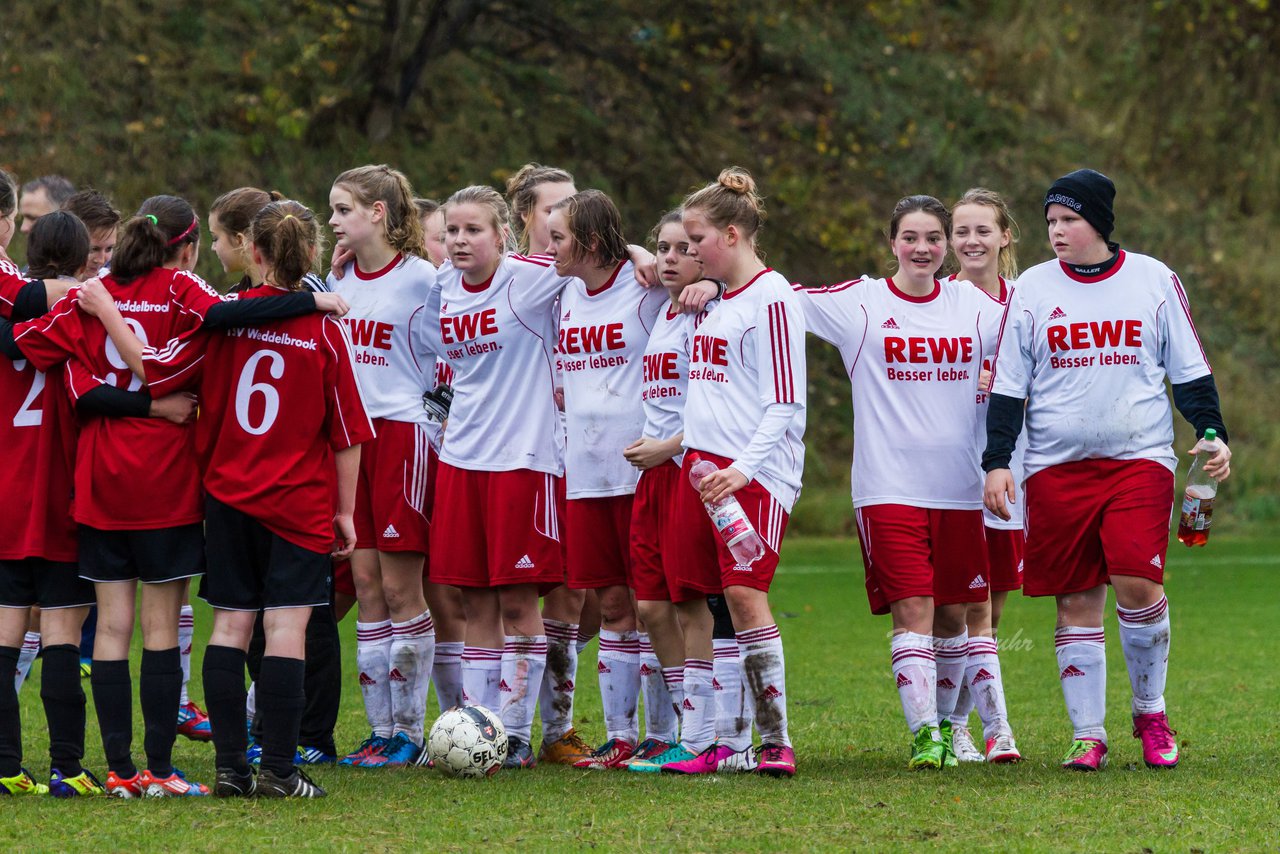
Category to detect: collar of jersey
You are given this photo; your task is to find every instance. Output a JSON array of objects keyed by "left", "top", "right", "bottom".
[
  {"left": 462, "top": 267, "right": 498, "bottom": 293},
  {"left": 723, "top": 267, "right": 772, "bottom": 299},
  {"left": 1058, "top": 249, "right": 1127, "bottom": 284},
  {"left": 585, "top": 260, "right": 626, "bottom": 297},
  {"left": 353, "top": 253, "right": 403, "bottom": 280},
  {"left": 887, "top": 276, "right": 941, "bottom": 303}
]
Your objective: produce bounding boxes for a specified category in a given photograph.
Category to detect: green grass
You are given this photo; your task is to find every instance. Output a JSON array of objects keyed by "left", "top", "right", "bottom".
[{"left": 6, "top": 536, "right": 1279, "bottom": 851}]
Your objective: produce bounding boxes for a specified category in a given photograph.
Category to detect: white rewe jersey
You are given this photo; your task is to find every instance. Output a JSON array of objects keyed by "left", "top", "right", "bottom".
[
  {"left": 797, "top": 276, "right": 989, "bottom": 510},
  {"left": 682, "top": 269, "right": 806, "bottom": 512},
  {"left": 327, "top": 254, "right": 436, "bottom": 423},
  {"left": 557, "top": 262, "right": 666, "bottom": 498},
  {"left": 958, "top": 275, "right": 1026, "bottom": 529},
  {"left": 426, "top": 254, "right": 567, "bottom": 474},
  {"left": 639, "top": 302, "right": 715, "bottom": 468},
  {"left": 991, "top": 250, "right": 1211, "bottom": 477}
]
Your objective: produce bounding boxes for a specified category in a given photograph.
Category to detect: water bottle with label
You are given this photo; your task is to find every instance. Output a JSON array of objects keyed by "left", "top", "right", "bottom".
[
  {"left": 1177, "top": 428, "right": 1221, "bottom": 547},
  {"left": 687, "top": 455, "right": 765, "bottom": 565}
]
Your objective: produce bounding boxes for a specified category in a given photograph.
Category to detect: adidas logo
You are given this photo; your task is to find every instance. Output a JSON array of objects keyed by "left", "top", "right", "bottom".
[
  {"left": 758, "top": 684, "right": 782, "bottom": 701},
  {"left": 731, "top": 563, "right": 752, "bottom": 573},
  {"left": 881, "top": 317, "right": 900, "bottom": 329},
  {"left": 1060, "top": 664, "right": 1086, "bottom": 679},
  {"left": 682, "top": 698, "right": 696, "bottom": 711},
  {"left": 969, "top": 574, "right": 986, "bottom": 590},
  {"left": 711, "top": 678, "right": 723, "bottom": 691},
  {"left": 553, "top": 679, "right": 574, "bottom": 693},
  {"left": 971, "top": 668, "right": 994, "bottom": 684},
  {"left": 1048, "top": 306, "right": 1067, "bottom": 320},
  {"left": 937, "top": 677, "right": 956, "bottom": 690},
  {"left": 563, "top": 310, "right": 571, "bottom": 321},
  {"left": 638, "top": 663, "right": 656, "bottom": 677},
  {"left": 1149, "top": 554, "right": 1163, "bottom": 569},
  {"left": 498, "top": 679, "right": 512, "bottom": 693},
  {"left": 895, "top": 672, "right": 912, "bottom": 688},
  {"left": 389, "top": 668, "right": 407, "bottom": 683},
  {"left": 383, "top": 524, "right": 400, "bottom": 538},
  {"left": 515, "top": 554, "right": 535, "bottom": 570},
  {"left": 597, "top": 661, "right": 611, "bottom": 674},
  {"left": 359, "top": 672, "right": 376, "bottom": 686},
  {"left": 181, "top": 644, "right": 192, "bottom": 655}
]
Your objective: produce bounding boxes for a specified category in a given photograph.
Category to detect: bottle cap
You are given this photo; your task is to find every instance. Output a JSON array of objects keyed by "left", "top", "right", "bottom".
[{"left": 1204, "top": 428, "right": 1217, "bottom": 442}]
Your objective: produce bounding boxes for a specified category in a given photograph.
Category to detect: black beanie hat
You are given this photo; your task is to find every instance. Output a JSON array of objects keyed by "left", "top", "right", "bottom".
[{"left": 1044, "top": 168, "right": 1117, "bottom": 248}]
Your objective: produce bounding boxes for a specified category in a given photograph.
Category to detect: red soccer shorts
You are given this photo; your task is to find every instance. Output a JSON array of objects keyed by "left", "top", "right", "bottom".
[
  {"left": 667, "top": 450, "right": 788, "bottom": 599},
  {"left": 1023, "top": 459, "right": 1175, "bottom": 597},
  {"left": 353, "top": 418, "right": 431, "bottom": 553},
  {"left": 985, "top": 526, "right": 1025, "bottom": 592},
  {"left": 855, "top": 504, "right": 990, "bottom": 616},
  {"left": 332, "top": 558, "right": 356, "bottom": 598},
  {"left": 566, "top": 495, "right": 633, "bottom": 591},
  {"left": 628, "top": 461, "right": 680, "bottom": 602},
  {"left": 428, "top": 462, "right": 563, "bottom": 589}
]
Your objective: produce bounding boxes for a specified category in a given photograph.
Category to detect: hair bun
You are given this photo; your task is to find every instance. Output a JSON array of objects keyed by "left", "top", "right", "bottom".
[
  {"left": 717, "top": 167, "right": 756, "bottom": 196},
  {"left": 268, "top": 190, "right": 286, "bottom": 202}
]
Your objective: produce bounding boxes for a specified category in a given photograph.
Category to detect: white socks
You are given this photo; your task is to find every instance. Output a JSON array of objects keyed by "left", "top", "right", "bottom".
[
  {"left": 639, "top": 633, "right": 678, "bottom": 744},
  {"left": 389, "top": 610, "right": 436, "bottom": 745},
  {"left": 737, "top": 625, "right": 789, "bottom": 748},
  {"left": 355, "top": 620, "right": 394, "bottom": 738},
  {"left": 432, "top": 641, "right": 464, "bottom": 713},
  {"left": 178, "top": 605, "right": 194, "bottom": 706},
  {"left": 499, "top": 635, "right": 547, "bottom": 744},
  {"left": 1117, "top": 596, "right": 1171, "bottom": 716},
  {"left": 1056, "top": 626, "right": 1107, "bottom": 741},
  {"left": 713, "top": 637, "right": 751, "bottom": 750},
  {"left": 679, "top": 659, "right": 715, "bottom": 753},
  {"left": 933, "top": 631, "right": 968, "bottom": 722},
  {"left": 14, "top": 632, "right": 40, "bottom": 692},
  {"left": 597, "top": 630, "right": 640, "bottom": 745},
  {"left": 964, "top": 636, "right": 1009, "bottom": 741},
  {"left": 891, "top": 631, "right": 937, "bottom": 734},
  {"left": 461, "top": 646, "right": 502, "bottom": 712},
  {"left": 539, "top": 619, "right": 579, "bottom": 743}
]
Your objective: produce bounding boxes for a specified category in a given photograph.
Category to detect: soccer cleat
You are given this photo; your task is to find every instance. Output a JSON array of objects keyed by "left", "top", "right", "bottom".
[
  {"left": 619, "top": 737, "right": 673, "bottom": 767},
  {"left": 755, "top": 743, "right": 797, "bottom": 778},
  {"left": 661, "top": 742, "right": 731, "bottom": 775},
  {"left": 573, "top": 738, "right": 636, "bottom": 770},
  {"left": 49, "top": 768, "right": 104, "bottom": 798},
  {"left": 985, "top": 729, "right": 1023, "bottom": 764},
  {"left": 257, "top": 767, "right": 326, "bottom": 798},
  {"left": 214, "top": 767, "right": 256, "bottom": 798},
  {"left": 629, "top": 743, "right": 696, "bottom": 773},
  {"left": 503, "top": 736, "right": 536, "bottom": 769},
  {"left": 1061, "top": 738, "right": 1108, "bottom": 771},
  {"left": 717, "top": 745, "right": 759, "bottom": 773},
  {"left": 105, "top": 770, "right": 144, "bottom": 798},
  {"left": 140, "top": 768, "right": 210, "bottom": 797},
  {"left": 338, "top": 734, "right": 389, "bottom": 767},
  {"left": 79, "top": 659, "right": 93, "bottom": 679},
  {"left": 176, "top": 701, "right": 213, "bottom": 742},
  {"left": 537, "top": 728, "right": 593, "bottom": 765},
  {"left": 247, "top": 740, "right": 263, "bottom": 766},
  {"left": 937, "top": 720, "right": 960, "bottom": 767},
  {"left": 1133, "top": 712, "right": 1179, "bottom": 769},
  {"left": 295, "top": 746, "right": 338, "bottom": 766},
  {"left": 951, "top": 724, "right": 985, "bottom": 763},
  {"left": 908, "top": 726, "right": 947, "bottom": 770},
  {"left": 359, "top": 732, "right": 421, "bottom": 767},
  {"left": 0, "top": 768, "right": 49, "bottom": 796}
]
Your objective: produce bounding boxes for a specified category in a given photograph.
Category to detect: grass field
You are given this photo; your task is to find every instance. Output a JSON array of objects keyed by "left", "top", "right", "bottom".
[{"left": 5, "top": 535, "right": 1279, "bottom": 852}]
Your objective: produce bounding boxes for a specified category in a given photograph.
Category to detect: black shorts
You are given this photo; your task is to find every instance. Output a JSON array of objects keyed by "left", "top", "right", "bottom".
[
  {"left": 78, "top": 523, "right": 206, "bottom": 585},
  {"left": 203, "top": 495, "right": 330, "bottom": 611},
  {"left": 0, "top": 558, "right": 95, "bottom": 610}
]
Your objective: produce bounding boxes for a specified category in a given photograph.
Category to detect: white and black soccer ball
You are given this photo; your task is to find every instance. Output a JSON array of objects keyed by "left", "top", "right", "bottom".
[{"left": 427, "top": 705, "right": 507, "bottom": 778}]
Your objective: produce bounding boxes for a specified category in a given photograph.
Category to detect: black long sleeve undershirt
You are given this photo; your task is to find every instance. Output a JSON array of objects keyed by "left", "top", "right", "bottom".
[
  {"left": 0, "top": 318, "right": 20, "bottom": 360},
  {"left": 202, "top": 291, "right": 316, "bottom": 328},
  {"left": 77, "top": 384, "right": 152, "bottom": 418},
  {"left": 1170, "top": 374, "right": 1228, "bottom": 444},
  {"left": 13, "top": 281, "right": 48, "bottom": 322}
]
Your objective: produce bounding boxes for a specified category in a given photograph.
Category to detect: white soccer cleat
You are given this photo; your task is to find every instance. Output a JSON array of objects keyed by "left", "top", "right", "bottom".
[
  {"left": 951, "top": 724, "right": 985, "bottom": 762},
  {"left": 985, "top": 728, "right": 1023, "bottom": 764}
]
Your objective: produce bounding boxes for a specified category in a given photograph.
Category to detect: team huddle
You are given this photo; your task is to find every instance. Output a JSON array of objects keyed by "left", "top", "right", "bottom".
[{"left": 0, "top": 160, "right": 1232, "bottom": 799}]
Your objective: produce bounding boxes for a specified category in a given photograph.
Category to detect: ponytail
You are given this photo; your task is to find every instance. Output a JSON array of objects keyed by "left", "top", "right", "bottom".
[
  {"left": 112, "top": 195, "right": 200, "bottom": 283},
  {"left": 251, "top": 200, "right": 323, "bottom": 291}
]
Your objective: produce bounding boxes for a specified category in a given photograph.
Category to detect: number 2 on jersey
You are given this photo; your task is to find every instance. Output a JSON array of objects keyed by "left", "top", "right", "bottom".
[
  {"left": 235, "top": 349, "right": 285, "bottom": 435},
  {"left": 11, "top": 360, "right": 44, "bottom": 427}
]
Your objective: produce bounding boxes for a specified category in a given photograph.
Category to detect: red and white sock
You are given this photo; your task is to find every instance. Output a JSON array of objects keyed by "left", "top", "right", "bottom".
[
  {"left": 965, "top": 635, "right": 1009, "bottom": 740},
  {"left": 461, "top": 646, "right": 502, "bottom": 712},
  {"left": 178, "top": 605, "right": 195, "bottom": 706},
  {"left": 713, "top": 638, "right": 751, "bottom": 750},
  {"left": 389, "top": 610, "right": 435, "bottom": 745},
  {"left": 499, "top": 635, "right": 547, "bottom": 744},
  {"left": 891, "top": 631, "right": 937, "bottom": 734},
  {"left": 598, "top": 630, "right": 641, "bottom": 745},
  {"left": 1055, "top": 626, "right": 1107, "bottom": 741},
  {"left": 639, "top": 634, "right": 678, "bottom": 744},
  {"left": 576, "top": 625, "right": 597, "bottom": 657},
  {"left": 14, "top": 631, "right": 40, "bottom": 692},
  {"left": 538, "top": 619, "right": 578, "bottom": 743},
  {"left": 679, "top": 659, "right": 715, "bottom": 753},
  {"left": 737, "top": 624, "right": 789, "bottom": 748},
  {"left": 1117, "top": 596, "right": 1170, "bottom": 715},
  {"left": 355, "top": 620, "right": 394, "bottom": 738},
  {"left": 933, "top": 631, "right": 968, "bottom": 722},
  {"left": 431, "top": 641, "right": 464, "bottom": 713}
]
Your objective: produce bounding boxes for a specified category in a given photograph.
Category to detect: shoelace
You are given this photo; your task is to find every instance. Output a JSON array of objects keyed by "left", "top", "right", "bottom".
[{"left": 1135, "top": 717, "right": 1177, "bottom": 744}]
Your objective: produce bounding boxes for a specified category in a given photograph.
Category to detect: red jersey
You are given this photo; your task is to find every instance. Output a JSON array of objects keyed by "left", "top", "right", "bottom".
[
  {"left": 14, "top": 267, "right": 225, "bottom": 530},
  {"left": 144, "top": 285, "right": 375, "bottom": 553}
]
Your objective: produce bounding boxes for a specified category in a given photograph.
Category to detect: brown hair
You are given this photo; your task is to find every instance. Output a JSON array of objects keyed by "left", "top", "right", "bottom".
[
  {"left": 332, "top": 165, "right": 425, "bottom": 258},
  {"left": 0, "top": 170, "right": 16, "bottom": 218},
  {"left": 251, "top": 200, "right": 322, "bottom": 291},
  {"left": 648, "top": 208, "right": 684, "bottom": 248},
  {"left": 505, "top": 163, "right": 574, "bottom": 252},
  {"left": 889, "top": 195, "right": 951, "bottom": 240},
  {"left": 952, "top": 187, "right": 1020, "bottom": 280},
  {"left": 111, "top": 195, "right": 200, "bottom": 283},
  {"left": 682, "top": 167, "right": 766, "bottom": 244},
  {"left": 26, "top": 211, "right": 89, "bottom": 280},
  {"left": 414, "top": 198, "right": 441, "bottom": 218},
  {"left": 211, "top": 187, "right": 283, "bottom": 238},
  {"left": 63, "top": 189, "right": 121, "bottom": 235},
  {"left": 442, "top": 185, "right": 516, "bottom": 254},
  {"left": 550, "top": 190, "right": 627, "bottom": 268}
]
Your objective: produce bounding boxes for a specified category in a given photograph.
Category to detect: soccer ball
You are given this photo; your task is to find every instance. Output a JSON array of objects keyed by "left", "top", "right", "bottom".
[{"left": 427, "top": 705, "right": 507, "bottom": 778}]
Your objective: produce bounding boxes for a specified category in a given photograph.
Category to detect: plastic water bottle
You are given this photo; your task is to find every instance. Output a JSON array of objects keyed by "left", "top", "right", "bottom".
[
  {"left": 687, "top": 455, "right": 765, "bottom": 565},
  {"left": 1177, "top": 428, "right": 1220, "bottom": 547}
]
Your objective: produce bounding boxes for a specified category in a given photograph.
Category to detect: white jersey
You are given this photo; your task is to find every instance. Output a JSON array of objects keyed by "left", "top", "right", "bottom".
[
  {"left": 797, "top": 276, "right": 989, "bottom": 510},
  {"left": 557, "top": 262, "right": 666, "bottom": 498},
  {"left": 426, "top": 253, "right": 568, "bottom": 474},
  {"left": 639, "top": 302, "right": 715, "bottom": 468},
  {"left": 327, "top": 253, "right": 435, "bottom": 423},
  {"left": 682, "top": 269, "right": 806, "bottom": 512},
  {"left": 991, "top": 250, "right": 1211, "bottom": 478}
]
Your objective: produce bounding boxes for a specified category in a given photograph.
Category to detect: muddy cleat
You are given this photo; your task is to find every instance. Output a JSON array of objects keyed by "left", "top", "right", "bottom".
[
  {"left": 951, "top": 724, "right": 985, "bottom": 763},
  {"left": 1061, "top": 738, "right": 1108, "bottom": 771},
  {"left": 176, "top": 701, "right": 213, "bottom": 742},
  {"left": 359, "top": 732, "right": 421, "bottom": 767},
  {"left": 755, "top": 743, "right": 796, "bottom": 778},
  {"left": 573, "top": 738, "right": 636, "bottom": 769},
  {"left": 257, "top": 767, "right": 325, "bottom": 798},
  {"left": 937, "top": 720, "right": 960, "bottom": 767},
  {"left": 339, "top": 734, "right": 389, "bottom": 767},
  {"left": 628, "top": 743, "right": 695, "bottom": 773},
  {"left": 503, "top": 736, "right": 536, "bottom": 770},
  {"left": 140, "top": 768, "right": 209, "bottom": 797},
  {"left": 214, "top": 767, "right": 256, "bottom": 798},
  {"left": 908, "top": 726, "right": 947, "bottom": 771},
  {"left": 1133, "top": 712, "right": 1179, "bottom": 769},
  {"left": 619, "top": 738, "right": 673, "bottom": 768},
  {"left": 49, "top": 768, "right": 104, "bottom": 798},
  {"left": 0, "top": 768, "right": 49, "bottom": 796},
  {"left": 104, "top": 770, "right": 144, "bottom": 798},
  {"left": 537, "top": 728, "right": 593, "bottom": 765},
  {"left": 985, "top": 729, "right": 1023, "bottom": 764}
]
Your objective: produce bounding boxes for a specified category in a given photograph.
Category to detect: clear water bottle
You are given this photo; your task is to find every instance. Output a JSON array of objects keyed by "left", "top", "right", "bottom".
[
  {"left": 687, "top": 455, "right": 765, "bottom": 565},
  {"left": 1177, "top": 428, "right": 1220, "bottom": 548}
]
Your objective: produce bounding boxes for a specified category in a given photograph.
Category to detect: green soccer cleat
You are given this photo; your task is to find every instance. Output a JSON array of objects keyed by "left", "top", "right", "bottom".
[
  {"left": 0, "top": 768, "right": 49, "bottom": 796},
  {"left": 937, "top": 720, "right": 960, "bottom": 767},
  {"left": 628, "top": 743, "right": 696, "bottom": 773},
  {"left": 908, "top": 726, "right": 947, "bottom": 771}
]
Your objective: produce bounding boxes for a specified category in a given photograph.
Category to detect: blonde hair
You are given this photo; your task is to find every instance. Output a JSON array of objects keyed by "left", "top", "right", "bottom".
[
  {"left": 505, "top": 163, "right": 574, "bottom": 253},
  {"left": 332, "top": 164, "right": 426, "bottom": 258},
  {"left": 952, "top": 187, "right": 1020, "bottom": 280},
  {"left": 442, "top": 185, "right": 517, "bottom": 255},
  {"left": 682, "top": 167, "right": 765, "bottom": 243}
]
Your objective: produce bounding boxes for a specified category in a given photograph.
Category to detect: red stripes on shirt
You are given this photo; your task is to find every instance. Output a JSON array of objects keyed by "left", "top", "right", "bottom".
[{"left": 768, "top": 301, "right": 795, "bottom": 403}]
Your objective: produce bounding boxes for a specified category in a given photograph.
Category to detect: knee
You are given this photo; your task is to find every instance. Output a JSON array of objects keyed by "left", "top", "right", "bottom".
[
  {"left": 597, "top": 588, "right": 634, "bottom": 626},
  {"left": 934, "top": 604, "right": 968, "bottom": 637}
]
